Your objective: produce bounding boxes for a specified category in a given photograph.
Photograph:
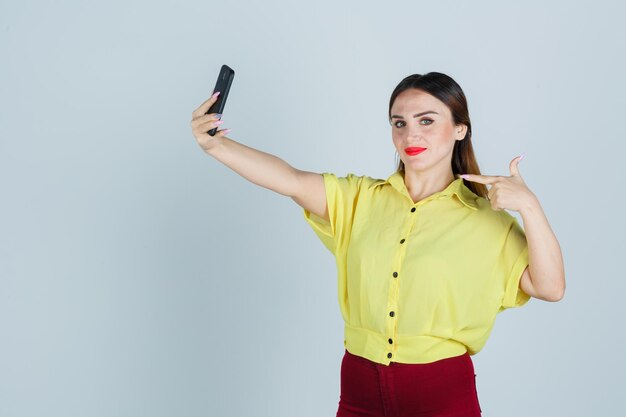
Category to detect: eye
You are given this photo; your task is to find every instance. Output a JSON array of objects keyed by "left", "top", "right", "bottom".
[{"left": 392, "top": 118, "right": 434, "bottom": 128}]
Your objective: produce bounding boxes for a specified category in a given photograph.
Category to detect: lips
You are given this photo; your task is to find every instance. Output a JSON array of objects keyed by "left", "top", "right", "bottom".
[{"left": 405, "top": 147, "right": 427, "bottom": 155}]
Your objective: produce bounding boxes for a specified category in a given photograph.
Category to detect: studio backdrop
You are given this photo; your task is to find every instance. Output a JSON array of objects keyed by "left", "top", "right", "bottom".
[{"left": 1, "top": 1, "right": 624, "bottom": 416}]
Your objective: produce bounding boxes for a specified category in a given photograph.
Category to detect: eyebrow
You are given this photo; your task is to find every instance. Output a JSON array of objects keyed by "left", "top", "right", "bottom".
[{"left": 390, "top": 111, "right": 439, "bottom": 119}]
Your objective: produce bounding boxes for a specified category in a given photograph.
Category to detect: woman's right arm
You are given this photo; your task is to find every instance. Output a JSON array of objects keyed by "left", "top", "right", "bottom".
[{"left": 191, "top": 92, "right": 328, "bottom": 221}]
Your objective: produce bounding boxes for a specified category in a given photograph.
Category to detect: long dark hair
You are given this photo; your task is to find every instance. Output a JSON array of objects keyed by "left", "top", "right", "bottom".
[{"left": 388, "top": 72, "right": 487, "bottom": 199}]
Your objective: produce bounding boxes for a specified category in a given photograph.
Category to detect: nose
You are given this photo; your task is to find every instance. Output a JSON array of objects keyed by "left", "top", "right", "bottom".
[{"left": 407, "top": 125, "right": 424, "bottom": 140}]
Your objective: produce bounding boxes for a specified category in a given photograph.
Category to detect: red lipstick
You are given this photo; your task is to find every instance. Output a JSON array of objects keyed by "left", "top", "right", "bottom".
[{"left": 405, "top": 147, "right": 427, "bottom": 156}]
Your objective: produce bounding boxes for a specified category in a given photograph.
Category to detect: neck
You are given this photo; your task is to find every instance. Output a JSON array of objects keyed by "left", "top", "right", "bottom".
[{"left": 401, "top": 169, "right": 456, "bottom": 202}]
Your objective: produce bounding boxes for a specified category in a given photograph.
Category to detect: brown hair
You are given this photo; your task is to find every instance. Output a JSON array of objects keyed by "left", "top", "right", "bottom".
[{"left": 388, "top": 72, "right": 487, "bottom": 199}]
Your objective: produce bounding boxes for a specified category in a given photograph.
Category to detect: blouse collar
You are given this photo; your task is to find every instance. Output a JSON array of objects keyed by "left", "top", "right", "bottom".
[{"left": 368, "top": 171, "right": 479, "bottom": 210}]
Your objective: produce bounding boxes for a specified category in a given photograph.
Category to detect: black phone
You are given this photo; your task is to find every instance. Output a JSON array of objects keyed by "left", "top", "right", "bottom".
[{"left": 206, "top": 64, "right": 235, "bottom": 136}]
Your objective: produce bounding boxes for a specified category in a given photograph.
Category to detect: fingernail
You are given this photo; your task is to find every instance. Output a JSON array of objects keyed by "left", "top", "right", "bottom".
[
  {"left": 519, "top": 153, "right": 525, "bottom": 161},
  {"left": 215, "top": 113, "right": 222, "bottom": 118},
  {"left": 212, "top": 91, "right": 221, "bottom": 98},
  {"left": 460, "top": 174, "right": 469, "bottom": 179},
  {"left": 223, "top": 128, "right": 232, "bottom": 134}
]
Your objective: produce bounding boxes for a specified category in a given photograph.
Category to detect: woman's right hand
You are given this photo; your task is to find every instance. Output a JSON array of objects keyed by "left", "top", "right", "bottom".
[{"left": 190, "top": 91, "right": 231, "bottom": 153}]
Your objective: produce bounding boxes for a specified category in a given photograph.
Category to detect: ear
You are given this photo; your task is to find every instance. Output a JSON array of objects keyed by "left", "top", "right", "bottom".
[{"left": 454, "top": 123, "right": 468, "bottom": 141}]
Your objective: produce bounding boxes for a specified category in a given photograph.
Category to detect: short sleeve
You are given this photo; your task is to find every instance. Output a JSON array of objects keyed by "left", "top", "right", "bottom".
[
  {"left": 499, "top": 216, "right": 531, "bottom": 310},
  {"left": 302, "top": 172, "right": 362, "bottom": 256}
]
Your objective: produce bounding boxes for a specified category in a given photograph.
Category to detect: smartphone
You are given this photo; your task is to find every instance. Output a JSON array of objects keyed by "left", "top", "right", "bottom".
[{"left": 206, "top": 64, "right": 235, "bottom": 136}]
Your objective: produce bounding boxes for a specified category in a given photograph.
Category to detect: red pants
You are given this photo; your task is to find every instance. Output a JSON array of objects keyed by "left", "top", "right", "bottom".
[{"left": 337, "top": 349, "right": 482, "bottom": 417}]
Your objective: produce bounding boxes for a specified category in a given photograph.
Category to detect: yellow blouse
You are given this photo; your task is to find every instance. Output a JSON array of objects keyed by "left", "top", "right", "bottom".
[{"left": 302, "top": 170, "right": 531, "bottom": 365}]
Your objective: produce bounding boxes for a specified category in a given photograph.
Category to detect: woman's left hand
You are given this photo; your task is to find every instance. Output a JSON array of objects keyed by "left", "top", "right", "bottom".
[{"left": 460, "top": 155, "right": 538, "bottom": 213}]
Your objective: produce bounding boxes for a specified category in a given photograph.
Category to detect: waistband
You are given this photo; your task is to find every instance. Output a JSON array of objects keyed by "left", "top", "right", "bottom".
[
  {"left": 344, "top": 323, "right": 468, "bottom": 366},
  {"left": 344, "top": 347, "right": 470, "bottom": 369}
]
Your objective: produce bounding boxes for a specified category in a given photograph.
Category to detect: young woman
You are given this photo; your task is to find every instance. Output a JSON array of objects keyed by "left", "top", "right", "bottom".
[{"left": 190, "top": 72, "right": 565, "bottom": 417}]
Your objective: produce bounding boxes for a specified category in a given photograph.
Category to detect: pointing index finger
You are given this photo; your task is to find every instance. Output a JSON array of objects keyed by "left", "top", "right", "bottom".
[{"left": 459, "top": 174, "right": 499, "bottom": 184}]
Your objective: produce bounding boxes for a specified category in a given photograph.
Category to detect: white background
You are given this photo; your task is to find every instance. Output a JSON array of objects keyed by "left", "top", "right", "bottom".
[{"left": 1, "top": 0, "right": 623, "bottom": 416}]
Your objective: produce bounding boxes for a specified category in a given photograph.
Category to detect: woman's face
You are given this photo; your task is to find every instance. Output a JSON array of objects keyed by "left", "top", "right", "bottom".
[{"left": 390, "top": 89, "right": 466, "bottom": 175}]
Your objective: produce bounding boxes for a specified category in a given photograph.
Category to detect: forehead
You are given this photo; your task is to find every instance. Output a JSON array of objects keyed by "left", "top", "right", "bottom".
[{"left": 391, "top": 89, "right": 448, "bottom": 116}]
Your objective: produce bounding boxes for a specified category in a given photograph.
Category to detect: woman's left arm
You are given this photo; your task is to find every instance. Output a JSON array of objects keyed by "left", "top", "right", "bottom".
[{"left": 460, "top": 155, "right": 566, "bottom": 302}]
